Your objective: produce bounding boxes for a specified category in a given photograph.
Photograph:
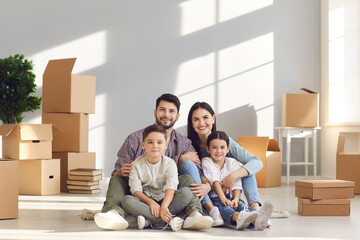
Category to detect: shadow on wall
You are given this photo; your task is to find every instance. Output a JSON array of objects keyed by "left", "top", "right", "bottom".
[{"left": 176, "top": 104, "right": 257, "bottom": 140}]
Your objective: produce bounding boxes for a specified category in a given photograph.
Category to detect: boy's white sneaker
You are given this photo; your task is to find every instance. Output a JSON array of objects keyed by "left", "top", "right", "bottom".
[
  {"left": 255, "top": 200, "right": 274, "bottom": 231},
  {"left": 94, "top": 211, "right": 129, "bottom": 230},
  {"left": 170, "top": 216, "right": 184, "bottom": 231},
  {"left": 137, "top": 215, "right": 151, "bottom": 230},
  {"left": 209, "top": 207, "right": 224, "bottom": 226},
  {"left": 236, "top": 211, "right": 258, "bottom": 230},
  {"left": 183, "top": 212, "right": 213, "bottom": 230}
]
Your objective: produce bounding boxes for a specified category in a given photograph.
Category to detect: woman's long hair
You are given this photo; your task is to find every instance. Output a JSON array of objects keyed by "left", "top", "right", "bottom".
[{"left": 187, "top": 102, "right": 217, "bottom": 153}]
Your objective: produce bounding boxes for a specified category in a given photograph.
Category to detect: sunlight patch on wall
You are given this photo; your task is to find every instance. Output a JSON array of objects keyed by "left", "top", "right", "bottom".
[
  {"left": 29, "top": 30, "right": 107, "bottom": 88},
  {"left": 218, "top": 0, "right": 273, "bottom": 23},
  {"left": 175, "top": 53, "right": 215, "bottom": 96},
  {"left": 180, "top": 0, "right": 216, "bottom": 36},
  {"left": 218, "top": 33, "right": 274, "bottom": 79}
]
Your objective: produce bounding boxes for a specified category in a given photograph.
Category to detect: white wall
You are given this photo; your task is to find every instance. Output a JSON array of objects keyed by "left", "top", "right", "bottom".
[{"left": 0, "top": 0, "right": 320, "bottom": 177}]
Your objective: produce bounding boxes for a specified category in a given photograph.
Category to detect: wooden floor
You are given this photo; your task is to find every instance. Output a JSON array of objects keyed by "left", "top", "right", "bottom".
[{"left": 1, "top": 179, "right": 359, "bottom": 240}]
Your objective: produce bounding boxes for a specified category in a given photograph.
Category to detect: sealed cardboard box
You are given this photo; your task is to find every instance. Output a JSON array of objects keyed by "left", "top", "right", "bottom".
[
  {"left": 282, "top": 88, "right": 319, "bottom": 128},
  {"left": 18, "top": 159, "right": 60, "bottom": 195},
  {"left": 237, "top": 136, "right": 281, "bottom": 188},
  {"left": 42, "top": 58, "right": 96, "bottom": 114},
  {"left": 0, "top": 159, "right": 18, "bottom": 219},
  {"left": 295, "top": 180, "right": 355, "bottom": 200},
  {"left": 0, "top": 124, "right": 52, "bottom": 160},
  {"left": 42, "top": 113, "right": 88, "bottom": 152},
  {"left": 298, "top": 198, "right": 350, "bottom": 216},
  {"left": 336, "top": 135, "right": 360, "bottom": 194},
  {"left": 52, "top": 152, "right": 96, "bottom": 192}
]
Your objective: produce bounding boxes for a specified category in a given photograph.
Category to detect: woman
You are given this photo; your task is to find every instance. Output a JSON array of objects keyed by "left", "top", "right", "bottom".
[{"left": 186, "top": 102, "right": 263, "bottom": 212}]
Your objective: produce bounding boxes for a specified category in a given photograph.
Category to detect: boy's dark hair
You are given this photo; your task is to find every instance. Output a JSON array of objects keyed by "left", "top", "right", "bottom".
[
  {"left": 156, "top": 93, "right": 181, "bottom": 112},
  {"left": 143, "top": 124, "right": 167, "bottom": 141},
  {"left": 206, "top": 131, "right": 229, "bottom": 147}
]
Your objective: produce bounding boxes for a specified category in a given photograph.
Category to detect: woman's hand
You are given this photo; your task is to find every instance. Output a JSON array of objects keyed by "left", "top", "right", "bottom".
[
  {"left": 221, "top": 173, "right": 235, "bottom": 196},
  {"left": 189, "top": 183, "right": 211, "bottom": 201},
  {"left": 149, "top": 200, "right": 161, "bottom": 218},
  {"left": 179, "top": 152, "right": 200, "bottom": 164},
  {"left": 160, "top": 206, "right": 172, "bottom": 223}
]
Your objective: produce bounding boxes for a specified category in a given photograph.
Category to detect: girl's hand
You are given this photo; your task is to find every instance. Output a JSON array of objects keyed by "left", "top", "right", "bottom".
[
  {"left": 221, "top": 198, "right": 232, "bottom": 206},
  {"left": 189, "top": 183, "right": 211, "bottom": 201},
  {"left": 149, "top": 201, "right": 161, "bottom": 218},
  {"left": 230, "top": 199, "right": 238, "bottom": 210},
  {"left": 160, "top": 206, "right": 172, "bottom": 223}
]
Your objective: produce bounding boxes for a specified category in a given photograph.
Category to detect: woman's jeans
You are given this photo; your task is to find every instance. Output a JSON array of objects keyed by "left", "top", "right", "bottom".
[{"left": 179, "top": 160, "right": 261, "bottom": 207}]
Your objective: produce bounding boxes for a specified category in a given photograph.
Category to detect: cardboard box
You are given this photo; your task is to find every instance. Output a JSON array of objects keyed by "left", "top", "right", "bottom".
[
  {"left": 295, "top": 180, "right": 355, "bottom": 200},
  {"left": 0, "top": 159, "right": 18, "bottom": 219},
  {"left": 298, "top": 198, "right": 350, "bottom": 216},
  {"left": 237, "top": 136, "right": 281, "bottom": 188},
  {"left": 42, "top": 113, "right": 88, "bottom": 152},
  {"left": 42, "top": 58, "right": 96, "bottom": 114},
  {"left": 336, "top": 135, "right": 360, "bottom": 194},
  {"left": 52, "top": 152, "right": 96, "bottom": 192},
  {"left": 0, "top": 124, "right": 52, "bottom": 160},
  {"left": 18, "top": 159, "right": 60, "bottom": 195},
  {"left": 282, "top": 88, "right": 319, "bottom": 128}
]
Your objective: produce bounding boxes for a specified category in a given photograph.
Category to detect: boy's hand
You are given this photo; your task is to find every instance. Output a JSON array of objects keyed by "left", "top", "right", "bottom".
[
  {"left": 160, "top": 206, "right": 172, "bottom": 223},
  {"left": 149, "top": 200, "right": 161, "bottom": 218}
]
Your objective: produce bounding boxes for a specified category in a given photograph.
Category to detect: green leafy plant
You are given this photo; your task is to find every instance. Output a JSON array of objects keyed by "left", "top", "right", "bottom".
[{"left": 0, "top": 54, "right": 42, "bottom": 124}]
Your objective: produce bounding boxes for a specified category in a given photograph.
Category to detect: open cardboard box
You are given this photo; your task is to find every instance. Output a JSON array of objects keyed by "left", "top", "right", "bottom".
[
  {"left": 42, "top": 58, "right": 96, "bottom": 114},
  {"left": 0, "top": 124, "right": 52, "bottom": 160},
  {"left": 295, "top": 180, "right": 355, "bottom": 200},
  {"left": 337, "top": 135, "right": 360, "bottom": 194},
  {"left": 237, "top": 136, "right": 281, "bottom": 188},
  {"left": 42, "top": 113, "right": 88, "bottom": 152},
  {"left": 298, "top": 197, "right": 350, "bottom": 216},
  {"left": 282, "top": 88, "right": 319, "bottom": 128},
  {"left": 0, "top": 159, "right": 18, "bottom": 219},
  {"left": 18, "top": 159, "right": 60, "bottom": 195},
  {"left": 52, "top": 152, "right": 96, "bottom": 192}
]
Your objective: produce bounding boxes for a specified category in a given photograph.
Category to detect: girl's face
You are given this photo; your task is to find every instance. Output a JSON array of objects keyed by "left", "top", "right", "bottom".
[
  {"left": 206, "top": 138, "right": 230, "bottom": 163},
  {"left": 191, "top": 108, "right": 215, "bottom": 136}
]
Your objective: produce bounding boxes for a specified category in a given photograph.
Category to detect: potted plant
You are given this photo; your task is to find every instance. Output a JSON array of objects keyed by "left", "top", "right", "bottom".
[{"left": 0, "top": 54, "right": 42, "bottom": 124}]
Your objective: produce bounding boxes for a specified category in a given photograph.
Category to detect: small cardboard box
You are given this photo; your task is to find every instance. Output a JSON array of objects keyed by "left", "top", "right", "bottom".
[
  {"left": 42, "top": 58, "right": 96, "bottom": 114},
  {"left": 295, "top": 180, "right": 355, "bottom": 200},
  {"left": 298, "top": 198, "right": 350, "bottom": 216},
  {"left": 42, "top": 113, "right": 88, "bottom": 152},
  {"left": 237, "top": 136, "right": 281, "bottom": 188},
  {"left": 0, "top": 124, "right": 52, "bottom": 160},
  {"left": 0, "top": 159, "right": 18, "bottom": 219},
  {"left": 52, "top": 152, "right": 96, "bottom": 192},
  {"left": 282, "top": 88, "right": 319, "bottom": 128},
  {"left": 18, "top": 159, "right": 60, "bottom": 195},
  {"left": 336, "top": 135, "right": 360, "bottom": 194}
]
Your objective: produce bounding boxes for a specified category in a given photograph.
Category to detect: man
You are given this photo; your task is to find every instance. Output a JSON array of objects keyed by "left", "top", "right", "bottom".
[{"left": 94, "top": 93, "right": 215, "bottom": 230}]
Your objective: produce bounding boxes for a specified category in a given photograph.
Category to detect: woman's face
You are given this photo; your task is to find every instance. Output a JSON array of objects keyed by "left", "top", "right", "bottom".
[{"left": 191, "top": 108, "right": 215, "bottom": 136}]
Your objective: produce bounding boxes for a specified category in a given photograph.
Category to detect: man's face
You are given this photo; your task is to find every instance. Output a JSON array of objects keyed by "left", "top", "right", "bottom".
[{"left": 154, "top": 100, "right": 179, "bottom": 129}]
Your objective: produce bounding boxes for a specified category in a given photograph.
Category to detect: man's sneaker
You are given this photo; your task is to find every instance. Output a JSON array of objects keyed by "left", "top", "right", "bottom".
[
  {"left": 94, "top": 211, "right": 129, "bottom": 230},
  {"left": 255, "top": 200, "right": 274, "bottom": 231},
  {"left": 236, "top": 211, "right": 258, "bottom": 230},
  {"left": 170, "top": 216, "right": 184, "bottom": 231},
  {"left": 137, "top": 215, "right": 151, "bottom": 230},
  {"left": 183, "top": 212, "right": 213, "bottom": 230},
  {"left": 209, "top": 207, "right": 224, "bottom": 226}
]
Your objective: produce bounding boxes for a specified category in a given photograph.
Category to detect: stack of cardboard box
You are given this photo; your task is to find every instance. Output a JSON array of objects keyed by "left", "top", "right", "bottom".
[
  {"left": 41, "top": 58, "right": 98, "bottom": 193},
  {"left": 295, "top": 179, "right": 355, "bottom": 216},
  {"left": 0, "top": 124, "right": 60, "bottom": 196},
  {"left": 0, "top": 159, "right": 18, "bottom": 219}
]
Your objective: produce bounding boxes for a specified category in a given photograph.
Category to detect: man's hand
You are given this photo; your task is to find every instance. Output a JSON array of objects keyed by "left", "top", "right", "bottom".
[
  {"left": 189, "top": 183, "right": 211, "bottom": 201},
  {"left": 179, "top": 152, "right": 200, "bottom": 164},
  {"left": 221, "top": 172, "right": 235, "bottom": 196},
  {"left": 114, "top": 163, "right": 132, "bottom": 177}
]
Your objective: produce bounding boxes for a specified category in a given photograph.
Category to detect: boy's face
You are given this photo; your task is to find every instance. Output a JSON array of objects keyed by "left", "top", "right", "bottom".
[
  {"left": 154, "top": 100, "right": 179, "bottom": 129},
  {"left": 206, "top": 139, "right": 230, "bottom": 163},
  {"left": 142, "top": 132, "right": 168, "bottom": 160}
]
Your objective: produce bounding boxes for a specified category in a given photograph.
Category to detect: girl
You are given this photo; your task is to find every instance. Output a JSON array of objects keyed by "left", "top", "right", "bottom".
[{"left": 202, "top": 131, "right": 273, "bottom": 230}]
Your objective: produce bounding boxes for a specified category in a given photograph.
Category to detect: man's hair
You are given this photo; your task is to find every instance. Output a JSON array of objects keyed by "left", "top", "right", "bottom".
[
  {"left": 155, "top": 93, "right": 181, "bottom": 112},
  {"left": 207, "top": 131, "right": 229, "bottom": 148},
  {"left": 143, "top": 124, "right": 167, "bottom": 141}
]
